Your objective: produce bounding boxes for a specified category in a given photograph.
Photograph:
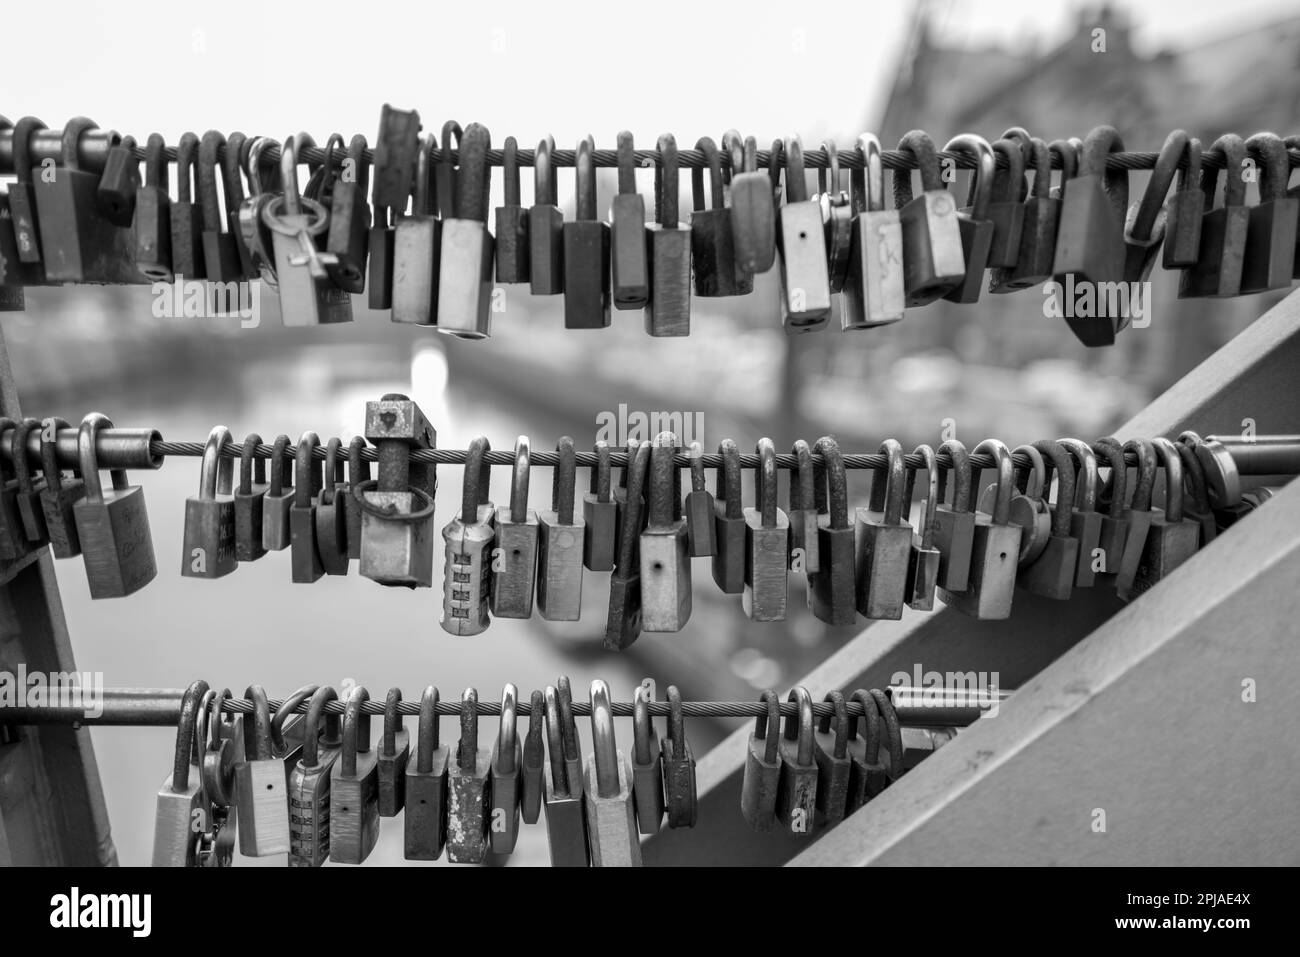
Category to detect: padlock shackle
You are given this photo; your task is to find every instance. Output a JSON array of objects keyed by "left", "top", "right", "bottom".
[
  {"left": 1176, "top": 441, "right": 1214, "bottom": 516},
  {"left": 556, "top": 675, "right": 582, "bottom": 766},
  {"left": 495, "top": 683, "right": 518, "bottom": 775},
  {"left": 590, "top": 440, "right": 611, "bottom": 502},
  {"left": 382, "top": 687, "right": 403, "bottom": 758},
  {"left": 768, "top": 139, "right": 784, "bottom": 196},
  {"left": 412, "top": 133, "right": 434, "bottom": 217},
  {"left": 1049, "top": 138, "right": 1079, "bottom": 184},
  {"left": 913, "top": 444, "right": 940, "bottom": 550},
  {"left": 198, "top": 425, "right": 233, "bottom": 500},
  {"left": 11, "top": 418, "right": 40, "bottom": 493},
  {"left": 1011, "top": 444, "right": 1046, "bottom": 499},
  {"left": 144, "top": 133, "right": 168, "bottom": 192},
  {"left": 872, "top": 688, "right": 904, "bottom": 781},
  {"left": 812, "top": 436, "right": 850, "bottom": 530},
  {"left": 1151, "top": 438, "right": 1186, "bottom": 524},
  {"left": 855, "top": 133, "right": 887, "bottom": 213},
  {"left": 13, "top": 116, "right": 47, "bottom": 185},
  {"left": 1124, "top": 438, "right": 1157, "bottom": 512},
  {"left": 347, "top": 437, "right": 370, "bottom": 489},
  {"left": 340, "top": 685, "right": 370, "bottom": 778},
  {"left": 461, "top": 436, "right": 492, "bottom": 524},
  {"left": 944, "top": 133, "right": 995, "bottom": 221},
  {"left": 198, "top": 130, "right": 228, "bottom": 232},
  {"left": 1059, "top": 438, "right": 1098, "bottom": 512},
  {"left": 574, "top": 134, "right": 596, "bottom": 223},
  {"left": 783, "top": 686, "right": 814, "bottom": 766},
  {"left": 647, "top": 433, "right": 679, "bottom": 529},
  {"left": 78, "top": 412, "right": 128, "bottom": 504},
  {"left": 242, "top": 685, "right": 274, "bottom": 762},
  {"left": 614, "top": 441, "right": 649, "bottom": 574},
  {"left": 849, "top": 688, "right": 882, "bottom": 765},
  {"left": 972, "top": 438, "right": 1013, "bottom": 525},
  {"left": 689, "top": 441, "right": 708, "bottom": 495},
  {"left": 615, "top": 130, "right": 637, "bottom": 196},
  {"left": 1245, "top": 132, "right": 1291, "bottom": 202},
  {"left": 267, "top": 434, "right": 292, "bottom": 496},
  {"left": 665, "top": 684, "right": 688, "bottom": 753},
  {"left": 755, "top": 438, "right": 779, "bottom": 528},
  {"left": 320, "top": 437, "right": 344, "bottom": 505},
  {"left": 789, "top": 440, "right": 815, "bottom": 518},
  {"left": 436, "top": 121, "right": 462, "bottom": 220},
  {"left": 507, "top": 435, "right": 531, "bottom": 521},
  {"left": 1033, "top": 440, "right": 1077, "bottom": 539},
  {"left": 720, "top": 129, "right": 751, "bottom": 183},
  {"left": 222, "top": 132, "right": 250, "bottom": 213},
  {"left": 301, "top": 685, "right": 338, "bottom": 770},
  {"left": 455, "top": 122, "right": 491, "bottom": 223},
  {"left": 714, "top": 439, "right": 744, "bottom": 520},
  {"left": 194, "top": 688, "right": 217, "bottom": 766},
  {"left": 552, "top": 436, "right": 576, "bottom": 524},
  {"left": 589, "top": 679, "right": 620, "bottom": 800},
  {"left": 40, "top": 417, "right": 73, "bottom": 488},
  {"left": 692, "top": 136, "right": 725, "bottom": 212},
  {"left": 534, "top": 135, "right": 557, "bottom": 208},
  {"left": 872, "top": 439, "right": 907, "bottom": 526},
  {"left": 1093, "top": 438, "right": 1128, "bottom": 520},
  {"left": 816, "top": 690, "right": 850, "bottom": 759},
  {"left": 633, "top": 683, "right": 657, "bottom": 766},
  {"left": 1130, "top": 129, "right": 1189, "bottom": 243},
  {"left": 1176, "top": 136, "right": 1203, "bottom": 193},
  {"left": 244, "top": 136, "right": 279, "bottom": 198},
  {"left": 175, "top": 132, "right": 198, "bottom": 205},
  {"left": 990, "top": 137, "right": 1025, "bottom": 204},
  {"left": 654, "top": 133, "right": 680, "bottom": 227},
  {"left": 270, "top": 684, "right": 317, "bottom": 757},
  {"left": 754, "top": 689, "right": 781, "bottom": 765},
  {"left": 293, "top": 431, "right": 321, "bottom": 509},
  {"left": 543, "top": 684, "right": 569, "bottom": 795},
  {"left": 61, "top": 116, "right": 98, "bottom": 172},
  {"left": 0, "top": 419, "right": 14, "bottom": 485},
  {"left": 817, "top": 139, "right": 842, "bottom": 198},
  {"left": 280, "top": 133, "right": 312, "bottom": 218},
  {"left": 1021, "top": 137, "right": 1051, "bottom": 201},
  {"left": 999, "top": 127, "right": 1033, "bottom": 201},
  {"left": 783, "top": 135, "right": 809, "bottom": 204},
  {"left": 238, "top": 433, "right": 265, "bottom": 495},
  {"left": 502, "top": 136, "right": 521, "bottom": 207},
  {"left": 894, "top": 130, "right": 943, "bottom": 206},
  {"left": 416, "top": 685, "right": 441, "bottom": 773},
  {"left": 524, "top": 688, "right": 545, "bottom": 770},
  {"left": 170, "top": 680, "right": 210, "bottom": 792},
  {"left": 1079, "top": 126, "right": 1129, "bottom": 218}
]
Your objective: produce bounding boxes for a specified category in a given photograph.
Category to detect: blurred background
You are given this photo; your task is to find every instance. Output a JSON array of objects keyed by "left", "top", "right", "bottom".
[{"left": 3, "top": 0, "right": 1299, "bottom": 864}]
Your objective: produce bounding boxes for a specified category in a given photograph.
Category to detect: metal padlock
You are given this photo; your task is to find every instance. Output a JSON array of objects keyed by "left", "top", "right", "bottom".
[
  {"left": 809, "top": 436, "right": 857, "bottom": 626},
  {"left": 611, "top": 131, "right": 648, "bottom": 308},
  {"left": 360, "top": 393, "right": 437, "bottom": 588},
  {"left": 391, "top": 126, "right": 446, "bottom": 323},
  {"left": 261, "top": 434, "right": 294, "bottom": 552},
  {"left": 1114, "top": 438, "right": 1157, "bottom": 601},
  {"left": 740, "top": 689, "right": 782, "bottom": 831},
  {"left": 1163, "top": 134, "right": 1205, "bottom": 270},
  {"left": 631, "top": 682, "right": 665, "bottom": 835},
  {"left": 612, "top": 438, "right": 642, "bottom": 565},
  {"left": 223, "top": 132, "right": 259, "bottom": 280},
  {"left": 813, "top": 691, "right": 853, "bottom": 825},
  {"left": 939, "top": 439, "right": 1021, "bottom": 620},
  {"left": 436, "top": 122, "right": 494, "bottom": 338},
  {"left": 980, "top": 444, "right": 1051, "bottom": 570},
  {"left": 1121, "top": 131, "right": 1180, "bottom": 292},
  {"left": 816, "top": 140, "right": 854, "bottom": 295},
  {"left": 521, "top": 690, "right": 546, "bottom": 826},
  {"left": 691, "top": 136, "right": 748, "bottom": 297},
  {"left": 855, "top": 439, "right": 914, "bottom": 620},
  {"left": 775, "top": 687, "right": 818, "bottom": 836},
  {"left": 490, "top": 684, "right": 523, "bottom": 855},
  {"left": 1240, "top": 132, "right": 1299, "bottom": 294},
  {"left": 377, "top": 688, "right": 410, "bottom": 818},
  {"left": 1092, "top": 438, "right": 1130, "bottom": 584},
  {"left": 152, "top": 680, "right": 210, "bottom": 866},
  {"left": 645, "top": 133, "right": 692, "bottom": 336},
  {"left": 640, "top": 433, "right": 691, "bottom": 632},
  {"left": 442, "top": 436, "right": 495, "bottom": 636},
  {"left": 543, "top": 683, "right": 590, "bottom": 867},
  {"left": 234, "top": 434, "right": 267, "bottom": 563},
  {"left": 681, "top": 441, "right": 717, "bottom": 558},
  {"left": 564, "top": 135, "right": 611, "bottom": 329},
  {"left": 1017, "top": 440, "right": 1080, "bottom": 600},
  {"left": 0, "top": 418, "right": 32, "bottom": 560},
  {"left": 197, "top": 688, "right": 239, "bottom": 870},
  {"left": 711, "top": 439, "right": 747, "bottom": 595},
  {"left": 895, "top": 130, "right": 965, "bottom": 305},
  {"left": 234, "top": 685, "right": 291, "bottom": 857},
  {"left": 96, "top": 132, "right": 140, "bottom": 227},
  {"left": 494, "top": 136, "right": 529, "bottom": 283},
  {"left": 1058, "top": 438, "right": 1104, "bottom": 588},
  {"left": 6, "top": 117, "right": 48, "bottom": 273},
  {"left": 491, "top": 436, "right": 539, "bottom": 619},
  {"left": 842, "top": 133, "right": 905, "bottom": 328},
  {"left": 845, "top": 688, "right": 892, "bottom": 813},
  {"left": 0, "top": 181, "right": 30, "bottom": 309},
  {"left": 777, "top": 135, "right": 832, "bottom": 331},
  {"left": 134, "top": 133, "right": 173, "bottom": 281},
  {"left": 537, "top": 437, "right": 585, "bottom": 621},
  {"left": 583, "top": 440, "right": 617, "bottom": 571},
  {"left": 991, "top": 135, "right": 1060, "bottom": 292},
  {"left": 905, "top": 444, "right": 941, "bottom": 611},
  {"left": 743, "top": 437, "right": 789, "bottom": 622},
  {"left": 73, "top": 413, "right": 156, "bottom": 599},
  {"left": 605, "top": 441, "right": 649, "bottom": 651},
  {"left": 288, "top": 686, "right": 342, "bottom": 867},
  {"left": 1176, "top": 438, "right": 1218, "bottom": 547},
  {"left": 323, "top": 133, "right": 370, "bottom": 293},
  {"left": 169, "top": 132, "right": 206, "bottom": 280},
  {"left": 984, "top": 136, "right": 1026, "bottom": 270},
  {"left": 181, "top": 425, "right": 236, "bottom": 579},
  {"left": 724, "top": 130, "right": 776, "bottom": 275},
  {"left": 941, "top": 133, "right": 996, "bottom": 304},
  {"left": 583, "top": 680, "right": 641, "bottom": 867},
  {"left": 329, "top": 686, "right": 380, "bottom": 864},
  {"left": 786, "top": 439, "right": 818, "bottom": 575},
  {"left": 368, "top": 104, "right": 422, "bottom": 310},
  {"left": 11, "top": 418, "right": 49, "bottom": 546},
  {"left": 197, "top": 130, "right": 243, "bottom": 283},
  {"left": 529, "top": 135, "right": 564, "bottom": 295},
  {"left": 933, "top": 438, "right": 975, "bottom": 592},
  {"left": 38, "top": 417, "right": 84, "bottom": 558},
  {"left": 1130, "top": 437, "right": 1202, "bottom": 596},
  {"left": 288, "top": 431, "right": 324, "bottom": 583},
  {"left": 405, "top": 685, "right": 449, "bottom": 860},
  {"left": 660, "top": 686, "right": 697, "bottom": 830}
]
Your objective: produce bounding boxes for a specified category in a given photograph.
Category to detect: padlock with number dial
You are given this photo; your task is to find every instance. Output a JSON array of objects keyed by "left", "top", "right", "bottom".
[
  {"left": 711, "top": 439, "right": 747, "bottom": 595},
  {"left": 605, "top": 441, "right": 649, "bottom": 651},
  {"left": 181, "top": 425, "right": 236, "bottom": 580},
  {"left": 437, "top": 122, "right": 495, "bottom": 338},
  {"left": 777, "top": 135, "right": 832, "bottom": 331},
  {"left": 329, "top": 686, "right": 381, "bottom": 864},
  {"left": 939, "top": 439, "right": 1022, "bottom": 620},
  {"left": 564, "top": 135, "right": 611, "bottom": 329},
  {"left": 855, "top": 439, "right": 915, "bottom": 620},
  {"left": 490, "top": 684, "right": 523, "bottom": 855},
  {"left": 895, "top": 130, "right": 966, "bottom": 305},
  {"left": 442, "top": 436, "right": 495, "bottom": 636},
  {"left": 377, "top": 688, "right": 410, "bottom": 818},
  {"left": 491, "top": 436, "right": 539, "bottom": 619},
  {"left": 288, "top": 686, "right": 343, "bottom": 867},
  {"left": 744, "top": 437, "right": 790, "bottom": 622},
  {"left": 809, "top": 436, "right": 857, "bottom": 626},
  {"left": 584, "top": 679, "right": 641, "bottom": 867},
  {"left": 543, "top": 682, "right": 590, "bottom": 867},
  {"left": 640, "top": 433, "right": 691, "bottom": 632},
  {"left": 73, "top": 413, "right": 156, "bottom": 599},
  {"left": 611, "top": 131, "right": 649, "bottom": 308},
  {"left": 404, "top": 685, "right": 449, "bottom": 860},
  {"left": 645, "top": 133, "right": 692, "bottom": 337},
  {"left": 537, "top": 436, "right": 585, "bottom": 621},
  {"left": 842, "top": 133, "right": 905, "bottom": 328},
  {"left": 152, "top": 680, "right": 210, "bottom": 867},
  {"left": 775, "top": 687, "right": 819, "bottom": 836}
]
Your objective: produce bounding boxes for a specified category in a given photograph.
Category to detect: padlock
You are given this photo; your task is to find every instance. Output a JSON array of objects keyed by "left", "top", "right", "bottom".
[
  {"left": 34, "top": 117, "right": 142, "bottom": 284},
  {"left": 611, "top": 131, "right": 649, "bottom": 308},
  {"left": 0, "top": 179, "right": 30, "bottom": 309},
  {"left": 683, "top": 441, "right": 717, "bottom": 558},
  {"left": 39, "top": 417, "right": 84, "bottom": 558},
  {"left": 844, "top": 689, "right": 891, "bottom": 813},
  {"left": 196, "top": 688, "right": 239, "bottom": 869},
  {"left": 181, "top": 425, "right": 236, "bottom": 579},
  {"left": 631, "top": 682, "right": 665, "bottom": 835},
  {"left": 368, "top": 104, "right": 422, "bottom": 310},
  {"left": 940, "top": 133, "right": 996, "bottom": 304},
  {"left": 1179, "top": 133, "right": 1250, "bottom": 300},
  {"left": 521, "top": 689, "right": 546, "bottom": 826},
  {"left": 232, "top": 434, "right": 267, "bottom": 563},
  {"left": 491, "top": 436, "right": 539, "bottom": 618},
  {"left": 660, "top": 686, "right": 697, "bottom": 829},
  {"left": 1113, "top": 438, "right": 1157, "bottom": 601},
  {"left": 1053, "top": 124, "right": 1128, "bottom": 317},
  {"left": 494, "top": 136, "right": 530, "bottom": 283},
  {"left": 581, "top": 680, "right": 641, "bottom": 867},
  {"left": 1130, "top": 438, "right": 1202, "bottom": 596},
  {"left": 1240, "top": 132, "right": 1299, "bottom": 294},
  {"left": 234, "top": 685, "right": 291, "bottom": 857},
  {"left": 895, "top": 130, "right": 966, "bottom": 305},
  {"left": 564, "top": 135, "right": 611, "bottom": 329},
  {"left": 939, "top": 438, "right": 1021, "bottom": 620},
  {"left": 442, "top": 436, "right": 495, "bottom": 636},
  {"left": 1162, "top": 135, "right": 1204, "bottom": 270},
  {"left": 1058, "top": 438, "right": 1104, "bottom": 587},
  {"left": 855, "top": 439, "right": 914, "bottom": 620},
  {"left": 645, "top": 133, "right": 692, "bottom": 336},
  {"left": 11, "top": 418, "right": 49, "bottom": 545},
  {"left": 809, "top": 436, "right": 858, "bottom": 626},
  {"left": 775, "top": 687, "right": 818, "bottom": 836},
  {"left": 1176, "top": 438, "right": 1218, "bottom": 547},
  {"left": 270, "top": 683, "right": 313, "bottom": 785},
  {"left": 813, "top": 691, "right": 853, "bottom": 825},
  {"left": 744, "top": 437, "right": 790, "bottom": 621},
  {"left": 711, "top": 438, "right": 747, "bottom": 595},
  {"left": 817, "top": 140, "right": 854, "bottom": 295},
  {"left": 933, "top": 439, "right": 977, "bottom": 593},
  {"left": 543, "top": 683, "right": 590, "bottom": 866},
  {"left": 980, "top": 444, "right": 1051, "bottom": 569},
  {"left": 152, "top": 680, "right": 210, "bottom": 866},
  {"left": 261, "top": 435, "right": 294, "bottom": 552},
  {"left": 96, "top": 133, "right": 140, "bottom": 227},
  {"left": 360, "top": 392, "right": 437, "bottom": 588},
  {"left": 222, "top": 132, "right": 259, "bottom": 280},
  {"left": 691, "top": 136, "right": 748, "bottom": 297},
  {"left": 288, "top": 686, "right": 343, "bottom": 867},
  {"left": 904, "top": 444, "right": 941, "bottom": 611},
  {"left": 842, "top": 132, "right": 905, "bottom": 327},
  {"left": 0, "top": 418, "right": 32, "bottom": 560},
  {"left": 537, "top": 436, "right": 585, "bottom": 621},
  {"left": 740, "top": 690, "right": 782, "bottom": 831},
  {"left": 263, "top": 134, "right": 353, "bottom": 325},
  {"left": 641, "top": 433, "right": 691, "bottom": 632},
  {"left": 196, "top": 130, "right": 243, "bottom": 283},
  {"left": 583, "top": 440, "right": 617, "bottom": 571},
  {"left": 991, "top": 136, "right": 1059, "bottom": 292},
  {"left": 1016, "top": 440, "right": 1080, "bottom": 600},
  {"left": 72, "top": 413, "right": 156, "bottom": 598},
  {"left": 611, "top": 438, "right": 641, "bottom": 565},
  {"left": 489, "top": 683, "right": 523, "bottom": 855},
  {"left": 1121, "top": 131, "right": 1182, "bottom": 296},
  {"left": 328, "top": 686, "right": 380, "bottom": 864},
  {"left": 166, "top": 131, "right": 206, "bottom": 281},
  {"left": 436, "top": 122, "right": 494, "bottom": 338},
  {"left": 323, "top": 133, "right": 370, "bottom": 293},
  {"left": 288, "top": 431, "right": 324, "bottom": 583},
  {"left": 529, "top": 135, "right": 564, "bottom": 295},
  {"left": 133, "top": 133, "right": 172, "bottom": 281},
  {"left": 234, "top": 136, "right": 281, "bottom": 287},
  {"left": 404, "top": 685, "right": 449, "bottom": 860},
  {"left": 1092, "top": 438, "right": 1130, "bottom": 585},
  {"left": 377, "top": 688, "right": 410, "bottom": 818},
  {"left": 723, "top": 129, "right": 776, "bottom": 275},
  {"left": 777, "top": 135, "right": 832, "bottom": 331},
  {"left": 984, "top": 136, "right": 1026, "bottom": 270},
  {"left": 7, "top": 117, "right": 48, "bottom": 273},
  {"left": 605, "top": 440, "right": 649, "bottom": 651},
  {"left": 786, "top": 439, "right": 818, "bottom": 575}
]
